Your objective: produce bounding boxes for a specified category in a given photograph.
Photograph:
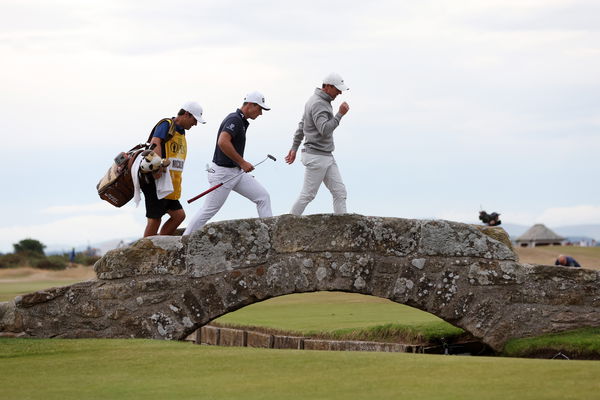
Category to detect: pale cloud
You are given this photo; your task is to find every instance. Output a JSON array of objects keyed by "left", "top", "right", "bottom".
[
  {"left": 435, "top": 209, "right": 534, "bottom": 226},
  {"left": 438, "top": 205, "right": 600, "bottom": 228},
  {"left": 536, "top": 205, "right": 600, "bottom": 226},
  {"left": 0, "top": 213, "right": 144, "bottom": 253},
  {"left": 436, "top": 210, "right": 480, "bottom": 224},
  {"left": 42, "top": 202, "right": 116, "bottom": 215},
  {"left": 1, "top": 0, "right": 599, "bottom": 251}
]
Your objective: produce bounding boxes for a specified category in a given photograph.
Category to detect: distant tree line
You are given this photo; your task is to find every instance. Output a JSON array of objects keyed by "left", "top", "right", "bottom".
[{"left": 0, "top": 238, "right": 101, "bottom": 270}]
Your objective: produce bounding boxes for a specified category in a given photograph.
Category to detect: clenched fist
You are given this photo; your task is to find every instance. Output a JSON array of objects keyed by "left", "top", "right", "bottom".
[{"left": 339, "top": 102, "right": 350, "bottom": 115}]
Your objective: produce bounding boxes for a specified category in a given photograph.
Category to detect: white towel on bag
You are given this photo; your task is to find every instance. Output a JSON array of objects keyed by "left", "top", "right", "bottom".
[
  {"left": 155, "top": 166, "right": 174, "bottom": 199},
  {"left": 131, "top": 154, "right": 144, "bottom": 207},
  {"left": 132, "top": 153, "right": 174, "bottom": 206}
]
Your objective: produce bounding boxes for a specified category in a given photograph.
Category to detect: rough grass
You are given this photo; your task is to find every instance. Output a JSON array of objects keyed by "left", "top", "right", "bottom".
[
  {"left": 0, "top": 265, "right": 95, "bottom": 280},
  {"left": 321, "top": 322, "right": 465, "bottom": 343},
  {"left": 214, "top": 292, "right": 464, "bottom": 343},
  {"left": 515, "top": 245, "right": 600, "bottom": 270},
  {"left": 1, "top": 338, "right": 600, "bottom": 400},
  {"left": 0, "top": 266, "right": 95, "bottom": 302},
  {"left": 503, "top": 327, "right": 600, "bottom": 358},
  {"left": 214, "top": 320, "right": 465, "bottom": 344},
  {"left": 0, "top": 280, "right": 85, "bottom": 302}
]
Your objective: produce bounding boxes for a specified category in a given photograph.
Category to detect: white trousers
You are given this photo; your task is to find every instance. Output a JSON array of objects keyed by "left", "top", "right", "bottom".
[
  {"left": 183, "top": 163, "right": 272, "bottom": 235},
  {"left": 290, "top": 152, "right": 347, "bottom": 215}
]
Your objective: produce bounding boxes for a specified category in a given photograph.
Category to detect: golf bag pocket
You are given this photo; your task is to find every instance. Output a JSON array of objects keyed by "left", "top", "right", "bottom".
[{"left": 97, "top": 150, "right": 143, "bottom": 207}]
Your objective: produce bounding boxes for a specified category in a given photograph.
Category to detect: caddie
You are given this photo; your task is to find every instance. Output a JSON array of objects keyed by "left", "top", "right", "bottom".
[
  {"left": 140, "top": 102, "right": 206, "bottom": 237},
  {"left": 285, "top": 72, "right": 350, "bottom": 214}
]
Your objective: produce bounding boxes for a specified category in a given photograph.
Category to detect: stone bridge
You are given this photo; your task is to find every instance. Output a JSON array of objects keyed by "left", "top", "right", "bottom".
[{"left": 2, "top": 214, "right": 600, "bottom": 351}]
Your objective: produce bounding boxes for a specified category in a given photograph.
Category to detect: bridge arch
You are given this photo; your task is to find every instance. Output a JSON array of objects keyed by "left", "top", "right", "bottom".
[
  {"left": 2, "top": 214, "right": 600, "bottom": 351},
  {"left": 209, "top": 290, "right": 466, "bottom": 349}
]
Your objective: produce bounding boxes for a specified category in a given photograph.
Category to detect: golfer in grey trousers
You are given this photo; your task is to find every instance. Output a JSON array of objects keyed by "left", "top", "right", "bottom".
[{"left": 285, "top": 72, "right": 350, "bottom": 215}]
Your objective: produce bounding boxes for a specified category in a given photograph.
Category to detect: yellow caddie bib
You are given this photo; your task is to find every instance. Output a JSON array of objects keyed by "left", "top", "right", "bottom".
[{"left": 164, "top": 128, "right": 187, "bottom": 200}]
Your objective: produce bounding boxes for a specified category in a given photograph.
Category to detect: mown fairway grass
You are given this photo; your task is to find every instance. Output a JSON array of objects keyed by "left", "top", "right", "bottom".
[
  {"left": 215, "top": 292, "right": 463, "bottom": 342},
  {"left": 2, "top": 338, "right": 600, "bottom": 400}
]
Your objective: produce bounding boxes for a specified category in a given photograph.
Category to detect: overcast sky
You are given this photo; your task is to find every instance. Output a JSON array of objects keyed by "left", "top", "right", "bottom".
[{"left": 1, "top": 0, "right": 599, "bottom": 253}]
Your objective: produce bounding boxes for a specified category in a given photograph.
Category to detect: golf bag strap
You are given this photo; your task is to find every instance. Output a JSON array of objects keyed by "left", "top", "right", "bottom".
[
  {"left": 127, "top": 118, "right": 175, "bottom": 153},
  {"left": 147, "top": 118, "right": 175, "bottom": 144}
]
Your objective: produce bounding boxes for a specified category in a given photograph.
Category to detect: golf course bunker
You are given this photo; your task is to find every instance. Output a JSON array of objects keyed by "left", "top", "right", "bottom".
[{"left": 2, "top": 214, "right": 600, "bottom": 352}]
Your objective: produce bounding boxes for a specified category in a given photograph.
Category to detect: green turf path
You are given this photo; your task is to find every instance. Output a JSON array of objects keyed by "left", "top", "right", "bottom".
[{"left": 1, "top": 338, "right": 598, "bottom": 400}]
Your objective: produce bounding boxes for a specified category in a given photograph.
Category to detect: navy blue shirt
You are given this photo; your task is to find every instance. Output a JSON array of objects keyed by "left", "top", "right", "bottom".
[
  {"left": 555, "top": 256, "right": 581, "bottom": 268},
  {"left": 212, "top": 109, "right": 249, "bottom": 168},
  {"left": 152, "top": 119, "right": 185, "bottom": 155},
  {"left": 153, "top": 119, "right": 185, "bottom": 140}
]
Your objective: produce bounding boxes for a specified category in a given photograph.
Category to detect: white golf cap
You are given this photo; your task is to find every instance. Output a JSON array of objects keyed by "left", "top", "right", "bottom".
[
  {"left": 323, "top": 72, "right": 349, "bottom": 91},
  {"left": 181, "top": 101, "right": 206, "bottom": 124},
  {"left": 244, "top": 91, "right": 271, "bottom": 110}
]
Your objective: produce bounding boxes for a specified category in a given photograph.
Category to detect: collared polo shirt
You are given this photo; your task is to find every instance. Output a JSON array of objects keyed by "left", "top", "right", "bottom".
[{"left": 212, "top": 109, "right": 249, "bottom": 168}]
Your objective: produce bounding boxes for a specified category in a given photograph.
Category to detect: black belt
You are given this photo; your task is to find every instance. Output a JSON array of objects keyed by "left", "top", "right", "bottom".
[{"left": 214, "top": 163, "right": 238, "bottom": 168}]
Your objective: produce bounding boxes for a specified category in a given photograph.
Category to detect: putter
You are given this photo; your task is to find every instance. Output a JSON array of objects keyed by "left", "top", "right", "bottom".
[{"left": 187, "top": 154, "right": 276, "bottom": 204}]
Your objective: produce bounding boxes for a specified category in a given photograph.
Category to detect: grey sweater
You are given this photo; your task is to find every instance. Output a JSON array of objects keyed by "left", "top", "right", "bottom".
[{"left": 291, "top": 88, "right": 344, "bottom": 155}]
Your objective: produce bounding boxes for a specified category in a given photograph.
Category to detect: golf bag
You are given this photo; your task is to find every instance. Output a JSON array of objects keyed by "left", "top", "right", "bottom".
[
  {"left": 96, "top": 118, "right": 174, "bottom": 207},
  {"left": 478, "top": 210, "right": 501, "bottom": 226}
]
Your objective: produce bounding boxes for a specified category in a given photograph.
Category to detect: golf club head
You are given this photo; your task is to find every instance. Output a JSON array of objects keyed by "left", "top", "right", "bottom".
[{"left": 267, "top": 154, "right": 276, "bottom": 161}]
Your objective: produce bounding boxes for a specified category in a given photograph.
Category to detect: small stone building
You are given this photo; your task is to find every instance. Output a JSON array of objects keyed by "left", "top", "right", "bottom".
[{"left": 515, "top": 224, "right": 565, "bottom": 247}]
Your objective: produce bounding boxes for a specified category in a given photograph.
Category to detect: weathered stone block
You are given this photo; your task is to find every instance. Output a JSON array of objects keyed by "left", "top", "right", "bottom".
[
  {"left": 419, "top": 220, "right": 516, "bottom": 261},
  {"left": 331, "top": 341, "right": 406, "bottom": 352},
  {"left": 94, "top": 237, "right": 187, "bottom": 279},
  {"left": 219, "top": 327, "right": 246, "bottom": 347},
  {"left": 247, "top": 331, "right": 273, "bottom": 348},
  {"left": 273, "top": 335, "right": 304, "bottom": 350},
  {"left": 185, "top": 219, "right": 275, "bottom": 278},
  {"left": 200, "top": 325, "right": 220, "bottom": 345},
  {"left": 303, "top": 339, "right": 332, "bottom": 351},
  {"left": 303, "top": 339, "right": 407, "bottom": 352},
  {"left": 272, "top": 214, "right": 419, "bottom": 256},
  {"left": 17, "top": 286, "right": 69, "bottom": 308},
  {"left": 184, "top": 331, "right": 197, "bottom": 342}
]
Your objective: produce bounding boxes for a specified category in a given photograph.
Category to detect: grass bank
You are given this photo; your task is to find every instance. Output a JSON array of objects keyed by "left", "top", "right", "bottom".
[
  {"left": 503, "top": 327, "right": 600, "bottom": 359},
  {"left": 1, "top": 338, "right": 599, "bottom": 400}
]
